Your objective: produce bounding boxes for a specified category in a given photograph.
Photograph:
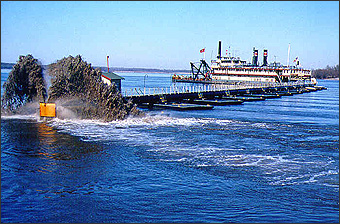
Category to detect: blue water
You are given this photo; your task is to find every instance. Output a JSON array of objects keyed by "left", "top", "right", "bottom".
[{"left": 1, "top": 70, "right": 339, "bottom": 222}]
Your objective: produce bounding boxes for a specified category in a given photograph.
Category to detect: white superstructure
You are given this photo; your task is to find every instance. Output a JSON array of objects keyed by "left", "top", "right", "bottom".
[{"left": 210, "top": 41, "right": 313, "bottom": 83}]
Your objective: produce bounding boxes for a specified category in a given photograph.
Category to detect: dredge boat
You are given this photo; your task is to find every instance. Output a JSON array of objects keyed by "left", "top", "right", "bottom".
[{"left": 172, "top": 41, "right": 316, "bottom": 85}]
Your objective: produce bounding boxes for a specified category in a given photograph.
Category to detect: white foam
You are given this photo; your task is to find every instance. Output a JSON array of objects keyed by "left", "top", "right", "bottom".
[
  {"left": 46, "top": 114, "right": 237, "bottom": 142},
  {"left": 145, "top": 143, "right": 338, "bottom": 187},
  {"left": 308, "top": 169, "right": 339, "bottom": 182},
  {"left": 109, "top": 115, "right": 219, "bottom": 127},
  {"left": 1, "top": 114, "right": 38, "bottom": 120},
  {"left": 9, "top": 111, "right": 334, "bottom": 188}
]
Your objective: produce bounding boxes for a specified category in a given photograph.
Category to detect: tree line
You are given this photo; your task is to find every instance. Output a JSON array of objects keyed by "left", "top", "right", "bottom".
[
  {"left": 312, "top": 65, "right": 339, "bottom": 79},
  {"left": 1, "top": 62, "right": 190, "bottom": 74}
]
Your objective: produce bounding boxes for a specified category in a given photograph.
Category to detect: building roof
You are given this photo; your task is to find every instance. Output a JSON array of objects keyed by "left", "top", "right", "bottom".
[{"left": 101, "top": 72, "right": 125, "bottom": 80}]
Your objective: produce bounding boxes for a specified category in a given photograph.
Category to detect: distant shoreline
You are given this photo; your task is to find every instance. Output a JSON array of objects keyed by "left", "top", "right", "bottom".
[
  {"left": 1, "top": 62, "right": 338, "bottom": 79},
  {"left": 113, "top": 70, "right": 191, "bottom": 74},
  {"left": 323, "top": 77, "right": 339, "bottom": 80},
  {"left": 1, "top": 62, "right": 190, "bottom": 74}
]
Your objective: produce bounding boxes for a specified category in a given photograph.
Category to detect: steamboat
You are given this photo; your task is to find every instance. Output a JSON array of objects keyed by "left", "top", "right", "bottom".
[{"left": 172, "top": 41, "right": 316, "bottom": 85}]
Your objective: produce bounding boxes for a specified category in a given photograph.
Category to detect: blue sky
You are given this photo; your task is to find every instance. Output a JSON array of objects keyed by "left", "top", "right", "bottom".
[{"left": 1, "top": 1, "right": 339, "bottom": 69}]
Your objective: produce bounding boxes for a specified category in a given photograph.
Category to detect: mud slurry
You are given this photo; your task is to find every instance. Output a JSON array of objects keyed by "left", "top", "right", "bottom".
[
  {"left": 1, "top": 55, "right": 47, "bottom": 112},
  {"left": 2, "top": 54, "right": 142, "bottom": 121}
]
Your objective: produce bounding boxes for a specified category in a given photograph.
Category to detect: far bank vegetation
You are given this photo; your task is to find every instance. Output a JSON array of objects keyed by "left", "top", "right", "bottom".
[{"left": 312, "top": 65, "right": 339, "bottom": 79}]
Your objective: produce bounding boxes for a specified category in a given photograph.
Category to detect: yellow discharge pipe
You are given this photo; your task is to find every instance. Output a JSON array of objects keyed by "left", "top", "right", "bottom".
[{"left": 39, "top": 103, "right": 56, "bottom": 117}]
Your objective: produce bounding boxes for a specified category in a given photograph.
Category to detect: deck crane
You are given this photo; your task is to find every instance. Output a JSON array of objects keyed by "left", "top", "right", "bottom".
[{"left": 190, "top": 59, "right": 212, "bottom": 81}]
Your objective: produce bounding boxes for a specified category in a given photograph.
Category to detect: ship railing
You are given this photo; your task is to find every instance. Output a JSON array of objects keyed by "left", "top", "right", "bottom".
[{"left": 123, "top": 81, "right": 311, "bottom": 97}]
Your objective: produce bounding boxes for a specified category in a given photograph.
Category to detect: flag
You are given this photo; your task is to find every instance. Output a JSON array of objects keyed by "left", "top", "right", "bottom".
[
  {"left": 200, "top": 48, "right": 205, "bottom": 53},
  {"left": 226, "top": 49, "right": 228, "bottom": 55},
  {"left": 293, "top": 57, "right": 298, "bottom": 62}
]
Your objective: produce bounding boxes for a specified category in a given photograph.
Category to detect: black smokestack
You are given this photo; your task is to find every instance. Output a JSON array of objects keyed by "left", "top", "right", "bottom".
[
  {"left": 252, "top": 47, "right": 258, "bottom": 66},
  {"left": 263, "top": 49, "right": 268, "bottom": 66},
  {"left": 217, "top": 40, "right": 222, "bottom": 59}
]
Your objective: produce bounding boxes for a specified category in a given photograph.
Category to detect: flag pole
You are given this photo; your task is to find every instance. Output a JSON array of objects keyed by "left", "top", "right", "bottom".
[
  {"left": 287, "top": 43, "right": 290, "bottom": 67},
  {"left": 204, "top": 47, "right": 206, "bottom": 60},
  {"left": 107, "top": 55, "right": 110, "bottom": 73}
]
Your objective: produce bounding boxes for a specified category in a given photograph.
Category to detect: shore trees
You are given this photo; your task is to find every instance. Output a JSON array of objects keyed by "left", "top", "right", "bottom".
[{"left": 312, "top": 65, "right": 339, "bottom": 79}]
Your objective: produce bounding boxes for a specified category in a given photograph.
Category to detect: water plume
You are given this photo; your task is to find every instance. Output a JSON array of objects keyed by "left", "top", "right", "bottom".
[
  {"left": 47, "top": 55, "right": 142, "bottom": 121},
  {"left": 1, "top": 54, "right": 47, "bottom": 114},
  {"left": 2, "top": 54, "right": 143, "bottom": 121}
]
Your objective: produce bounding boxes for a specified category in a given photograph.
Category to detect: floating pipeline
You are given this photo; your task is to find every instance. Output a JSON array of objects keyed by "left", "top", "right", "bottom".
[
  {"left": 184, "top": 99, "right": 244, "bottom": 106},
  {"left": 125, "top": 83, "right": 327, "bottom": 109},
  {"left": 240, "top": 93, "right": 281, "bottom": 99},
  {"left": 139, "top": 102, "right": 214, "bottom": 111},
  {"left": 222, "top": 96, "right": 266, "bottom": 101}
]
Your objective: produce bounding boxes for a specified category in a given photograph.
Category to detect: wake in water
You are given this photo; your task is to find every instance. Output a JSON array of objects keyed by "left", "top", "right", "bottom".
[{"left": 41, "top": 113, "right": 338, "bottom": 188}]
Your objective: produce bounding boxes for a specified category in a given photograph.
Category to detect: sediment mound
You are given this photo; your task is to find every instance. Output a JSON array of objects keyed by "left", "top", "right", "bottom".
[
  {"left": 47, "top": 55, "right": 142, "bottom": 121},
  {"left": 1, "top": 54, "right": 47, "bottom": 113}
]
